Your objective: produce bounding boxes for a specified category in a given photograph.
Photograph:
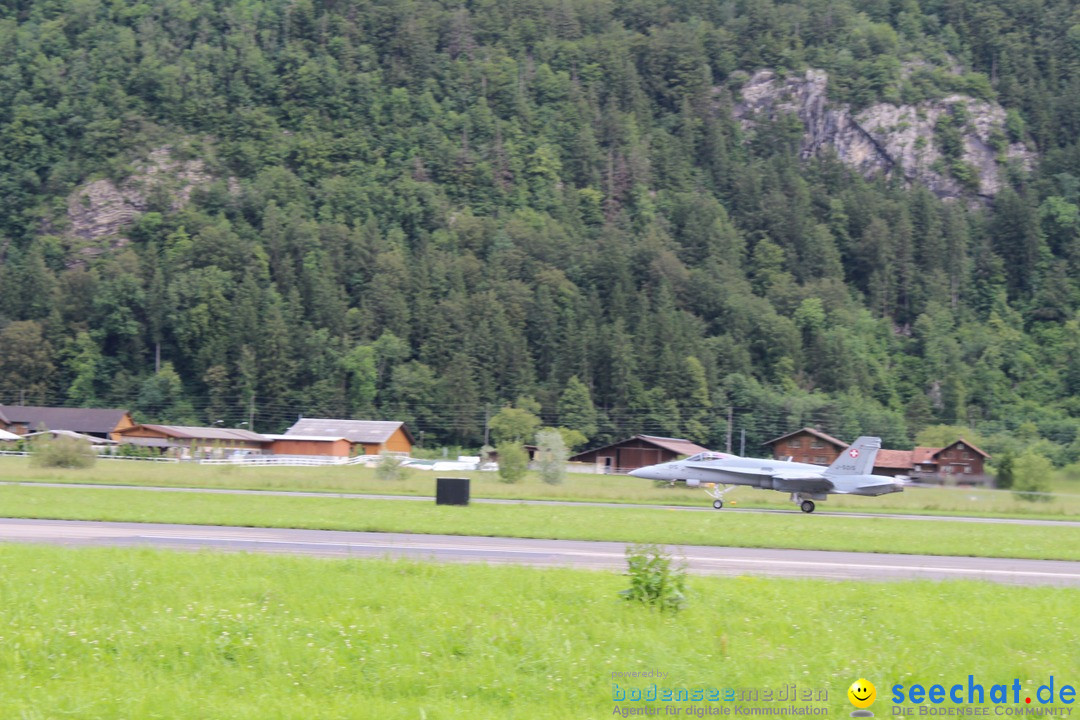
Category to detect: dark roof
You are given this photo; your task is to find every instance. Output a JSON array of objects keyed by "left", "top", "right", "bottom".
[
  {"left": 762, "top": 427, "right": 848, "bottom": 448},
  {"left": 284, "top": 419, "right": 415, "bottom": 445},
  {"left": 0, "top": 405, "right": 130, "bottom": 435},
  {"left": 638, "top": 435, "right": 712, "bottom": 456},
  {"left": 569, "top": 434, "right": 711, "bottom": 461},
  {"left": 936, "top": 438, "right": 990, "bottom": 458},
  {"left": 120, "top": 424, "right": 268, "bottom": 442}
]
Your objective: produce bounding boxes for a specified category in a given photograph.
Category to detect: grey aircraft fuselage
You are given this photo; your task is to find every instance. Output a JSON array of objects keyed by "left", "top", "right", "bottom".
[{"left": 627, "top": 436, "right": 904, "bottom": 512}]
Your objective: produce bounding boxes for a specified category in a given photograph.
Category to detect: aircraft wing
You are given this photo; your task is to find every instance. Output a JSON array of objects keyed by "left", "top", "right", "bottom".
[
  {"left": 828, "top": 475, "right": 903, "bottom": 496},
  {"left": 682, "top": 464, "right": 835, "bottom": 494},
  {"left": 681, "top": 462, "right": 775, "bottom": 482},
  {"left": 765, "top": 472, "right": 835, "bottom": 495}
]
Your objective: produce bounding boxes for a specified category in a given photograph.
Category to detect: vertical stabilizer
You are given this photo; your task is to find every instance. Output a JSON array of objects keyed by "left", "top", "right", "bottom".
[{"left": 824, "top": 436, "right": 881, "bottom": 476}]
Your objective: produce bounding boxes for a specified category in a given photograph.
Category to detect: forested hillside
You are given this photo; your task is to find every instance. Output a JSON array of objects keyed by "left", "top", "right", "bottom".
[{"left": 1, "top": 0, "right": 1079, "bottom": 458}]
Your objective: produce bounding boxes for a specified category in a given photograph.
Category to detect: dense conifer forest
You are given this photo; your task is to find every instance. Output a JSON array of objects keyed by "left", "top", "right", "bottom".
[{"left": 1, "top": 0, "right": 1079, "bottom": 460}]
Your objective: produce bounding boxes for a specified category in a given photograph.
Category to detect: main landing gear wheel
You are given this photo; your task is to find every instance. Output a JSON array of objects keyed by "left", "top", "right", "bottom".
[
  {"left": 800, "top": 500, "right": 816, "bottom": 514},
  {"left": 713, "top": 499, "right": 724, "bottom": 510}
]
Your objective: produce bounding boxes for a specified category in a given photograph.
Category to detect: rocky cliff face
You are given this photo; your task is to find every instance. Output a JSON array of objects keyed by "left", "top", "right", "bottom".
[
  {"left": 65, "top": 146, "right": 215, "bottom": 259},
  {"left": 733, "top": 69, "right": 1035, "bottom": 200}
]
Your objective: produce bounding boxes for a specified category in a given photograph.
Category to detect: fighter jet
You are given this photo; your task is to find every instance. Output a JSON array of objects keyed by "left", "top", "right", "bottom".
[{"left": 628, "top": 436, "right": 903, "bottom": 513}]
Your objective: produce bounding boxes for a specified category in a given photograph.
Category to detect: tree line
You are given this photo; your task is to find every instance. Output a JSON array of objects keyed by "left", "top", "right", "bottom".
[{"left": 1, "top": 0, "right": 1079, "bottom": 464}]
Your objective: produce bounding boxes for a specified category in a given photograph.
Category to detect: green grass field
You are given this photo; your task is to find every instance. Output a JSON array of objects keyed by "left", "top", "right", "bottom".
[
  {"left": 1, "top": 456, "right": 1079, "bottom": 519},
  {"left": 3, "top": 484, "right": 1080, "bottom": 560},
  {"left": 0, "top": 545, "right": 1076, "bottom": 719}
]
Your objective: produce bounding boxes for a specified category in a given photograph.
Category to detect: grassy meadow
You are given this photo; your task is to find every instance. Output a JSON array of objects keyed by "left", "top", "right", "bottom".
[
  {"left": 1, "top": 456, "right": 1080, "bottom": 519},
  {"left": 2, "top": 484, "right": 1080, "bottom": 560},
  {"left": 0, "top": 545, "right": 1077, "bottom": 719}
]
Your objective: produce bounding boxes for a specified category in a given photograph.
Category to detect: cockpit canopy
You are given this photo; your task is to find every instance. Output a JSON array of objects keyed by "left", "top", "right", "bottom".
[{"left": 684, "top": 451, "right": 725, "bottom": 462}]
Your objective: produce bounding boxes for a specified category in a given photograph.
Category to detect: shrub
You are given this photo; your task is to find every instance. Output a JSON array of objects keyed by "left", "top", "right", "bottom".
[
  {"left": 535, "top": 428, "right": 568, "bottom": 485},
  {"left": 30, "top": 435, "right": 96, "bottom": 469},
  {"left": 496, "top": 441, "right": 528, "bottom": 483},
  {"left": 1012, "top": 451, "right": 1052, "bottom": 502},
  {"left": 620, "top": 543, "right": 686, "bottom": 614},
  {"left": 375, "top": 452, "right": 410, "bottom": 481},
  {"left": 993, "top": 451, "right": 1015, "bottom": 489}
]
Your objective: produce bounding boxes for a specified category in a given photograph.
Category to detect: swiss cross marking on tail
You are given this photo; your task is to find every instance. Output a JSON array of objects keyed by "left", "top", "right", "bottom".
[{"left": 849, "top": 448, "right": 859, "bottom": 459}]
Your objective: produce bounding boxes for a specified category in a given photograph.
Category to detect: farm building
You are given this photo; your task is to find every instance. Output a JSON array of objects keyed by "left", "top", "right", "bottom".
[
  {"left": 874, "top": 440, "right": 991, "bottom": 484},
  {"left": 0, "top": 405, "right": 134, "bottom": 440},
  {"left": 262, "top": 435, "right": 352, "bottom": 458},
  {"left": 569, "top": 435, "right": 711, "bottom": 474},
  {"left": 283, "top": 419, "right": 414, "bottom": 455},
  {"left": 764, "top": 427, "right": 991, "bottom": 484},
  {"left": 762, "top": 428, "right": 847, "bottom": 466},
  {"left": 115, "top": 424, "right": 268, "bottom": 456}
]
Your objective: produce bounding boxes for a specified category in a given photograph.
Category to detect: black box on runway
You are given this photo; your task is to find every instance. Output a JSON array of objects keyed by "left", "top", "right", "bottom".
[{"left": 436, "top": 477, "right": 470, "bottom": 505}]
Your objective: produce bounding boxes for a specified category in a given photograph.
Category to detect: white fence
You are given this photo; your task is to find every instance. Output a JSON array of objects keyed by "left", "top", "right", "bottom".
[
  {"left": 197, "top": 455, "right": 374, "bottom": 467},
  {"left": 0, "top": 450, "right": 377, "bottom": 467}
]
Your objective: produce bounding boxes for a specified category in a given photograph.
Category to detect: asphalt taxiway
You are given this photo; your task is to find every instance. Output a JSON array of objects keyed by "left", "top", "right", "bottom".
[
  {"left": 2, "top": 518, "right": 1079, "bottom": 586},
  {"left": 2, "top": 480, "right": 1079, "bottom": 527}
]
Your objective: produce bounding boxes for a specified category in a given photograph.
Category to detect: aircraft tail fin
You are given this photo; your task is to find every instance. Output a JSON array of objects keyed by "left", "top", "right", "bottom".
[{"left": 824, "top": 436, "right": 881, "bottom": 476}]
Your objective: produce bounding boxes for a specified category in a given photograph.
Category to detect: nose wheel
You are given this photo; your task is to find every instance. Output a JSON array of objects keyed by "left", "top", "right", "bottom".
[
  {"left": 704, "top": 484, "right": 735, "bottom": 510},
  {"left": 800, "top": 500, "right": 816, "bottom": 513}
]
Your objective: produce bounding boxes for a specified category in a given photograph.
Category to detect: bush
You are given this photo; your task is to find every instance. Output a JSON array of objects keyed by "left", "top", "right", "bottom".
[
  {"left": 993, "top": 451, "right": 1015, "bottom": 489},
  {"left": 620, "top": 543, "right": 686, "bottom": 614},
  {"left": 375, "top": 452, "right": 410, "bottom": 481},
  {"left": 535, "top": 428, "right": 568, "bottom": 485},
  {"left": 30, "top": 436, "right": 97, "bottom": 469},
  {"left": 496, "top": 441, "right": 528, "bottom": 483},
  {"left": 1012, "top": 451, "right": 1053, "bottom": 502}
]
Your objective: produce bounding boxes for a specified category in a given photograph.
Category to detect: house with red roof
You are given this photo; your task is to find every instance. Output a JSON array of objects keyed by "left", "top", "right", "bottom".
[{"left": 764, "top": 428, "right": 992, "bottom": 485}]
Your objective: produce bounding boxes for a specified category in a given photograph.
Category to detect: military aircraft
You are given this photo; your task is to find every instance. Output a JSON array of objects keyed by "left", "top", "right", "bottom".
[{"left": 627, "top": 436, "right": 903, "bottom": 513}]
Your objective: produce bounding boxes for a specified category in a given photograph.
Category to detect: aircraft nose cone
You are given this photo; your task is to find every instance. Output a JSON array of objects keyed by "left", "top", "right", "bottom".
[{"left": 629, "top": 467, "right": 657, "bottom": 479}]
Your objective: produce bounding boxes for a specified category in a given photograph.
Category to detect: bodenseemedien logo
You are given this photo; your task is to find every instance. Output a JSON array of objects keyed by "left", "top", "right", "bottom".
[{"left": 848, "top": 678, "right": 877, "bottom": 717}]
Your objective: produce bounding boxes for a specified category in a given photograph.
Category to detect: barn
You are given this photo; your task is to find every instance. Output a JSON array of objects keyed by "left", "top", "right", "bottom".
[
  {"left": 263, "top": 435, "right": 353, "bottom": 458},
  {"left": 569, "top": 435, "right": 711, "bottom": 474},
  {"left": 115, "top": 424, "right": 268, "bottom": 456},
  {"left": 283, "top": 419, "right": 414, "bottom": 456},
  {"left": 762, "top": 427, "right": 848, "bottom": 466},
  {"left": 0, "top": 405, "right": 134, "bottom": 441}
]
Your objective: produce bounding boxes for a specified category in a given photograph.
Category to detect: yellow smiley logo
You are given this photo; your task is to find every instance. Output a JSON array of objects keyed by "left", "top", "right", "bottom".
[{"left": 848, "top": 678, "right": 877, "bottom": 709}]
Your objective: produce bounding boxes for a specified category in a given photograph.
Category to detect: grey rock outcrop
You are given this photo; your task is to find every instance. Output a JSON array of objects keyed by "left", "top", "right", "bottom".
[
  {"left": 65, "top": 146, "right": 214, "bottom": 258},
  {"left": 733, "top": 69, "right": 1034, "bottom": 200}
]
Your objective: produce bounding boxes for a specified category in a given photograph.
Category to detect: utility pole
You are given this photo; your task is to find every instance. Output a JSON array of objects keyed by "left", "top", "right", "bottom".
[
  {"left": 740, "top": 428, "right": 746, "bottom": 457},
  {"left": 483, "top": 404, "right": 491, "bottom": 447},
  {"left": 725, "top": 406, "right": 733, "bottom": 453},
  {"left": 248, "top": 392, "right": 255, "bottom": 433}
]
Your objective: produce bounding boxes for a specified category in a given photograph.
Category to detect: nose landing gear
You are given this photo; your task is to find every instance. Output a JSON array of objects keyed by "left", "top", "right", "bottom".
[{"left": 703, "top": 483, "right": 736, "bottom": 510}]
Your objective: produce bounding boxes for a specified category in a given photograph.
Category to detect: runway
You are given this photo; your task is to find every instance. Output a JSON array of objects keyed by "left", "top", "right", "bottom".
[
  {"left": 2, "top": 480, "right": 1079, "bottom": 527},
  {"left": 2, "top": 518, "right": 1079, "bottom": 586}
]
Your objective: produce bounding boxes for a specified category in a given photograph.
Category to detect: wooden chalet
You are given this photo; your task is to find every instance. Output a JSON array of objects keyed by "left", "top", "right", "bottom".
[
  {"left": 910, "top": 440, "right": 990, "bottom": 484},
  {"left": 569, "top": 435, "right": 711, "bottom": 474},
  {"left": 762, "top": 428, "right": 847, "bottom": 465},
  {"left": 765, "top": 427, "right": 991, "bottom": 485}
]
